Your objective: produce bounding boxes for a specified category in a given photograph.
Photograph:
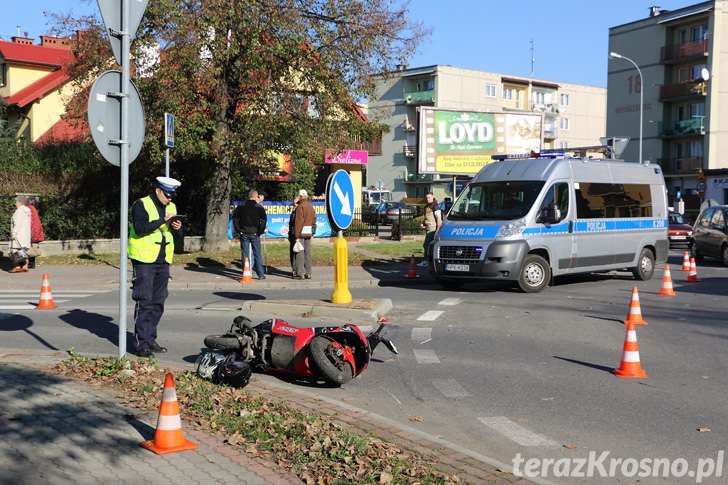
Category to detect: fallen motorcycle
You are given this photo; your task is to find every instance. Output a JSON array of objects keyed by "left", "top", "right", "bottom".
[{"left": 198, "top": 316, "right": 398, "bottom": 386}]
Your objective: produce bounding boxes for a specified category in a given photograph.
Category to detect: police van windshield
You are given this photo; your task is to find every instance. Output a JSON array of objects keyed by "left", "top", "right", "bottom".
[{"left": 448, "top": 181, "right": 545, "bottom": 221}]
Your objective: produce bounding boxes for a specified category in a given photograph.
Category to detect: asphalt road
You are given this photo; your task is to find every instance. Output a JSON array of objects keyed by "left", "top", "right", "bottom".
[{"left": 2, "top": 251, "right": 727, "bottom": 484}]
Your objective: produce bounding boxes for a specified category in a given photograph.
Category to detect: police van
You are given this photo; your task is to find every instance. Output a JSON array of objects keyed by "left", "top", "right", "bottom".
[{"left": 429, "top": 148, "right": 669, "bottom": 292}]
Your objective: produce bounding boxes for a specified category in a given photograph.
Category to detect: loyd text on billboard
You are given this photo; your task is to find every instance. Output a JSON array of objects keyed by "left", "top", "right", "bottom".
[{"left": 417, "top": 108, "right": 543, "bottom": 175}]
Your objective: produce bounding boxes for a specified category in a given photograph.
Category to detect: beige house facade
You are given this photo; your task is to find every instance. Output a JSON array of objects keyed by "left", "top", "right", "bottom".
[
  {"left": 608, "top": 1, "right": 728, "bottom": 216},
  {"left": 368, "top": 65, "right": 607, "bottom": 201}
]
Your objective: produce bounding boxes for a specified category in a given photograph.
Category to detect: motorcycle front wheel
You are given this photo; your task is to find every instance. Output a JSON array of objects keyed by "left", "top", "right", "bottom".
[
  {"left": 204, "top": 334, "right": 241, "bottom": 351},
  {"left": 309, "top": 336, "right": 354, "bottom": 386}
]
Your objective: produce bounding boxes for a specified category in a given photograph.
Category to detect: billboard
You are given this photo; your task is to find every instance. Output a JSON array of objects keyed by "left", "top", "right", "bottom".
[
  {"left": 254, "top": 151, "right": 295, "bottom": 182},
  {"left": 417, "top": 108, "right": 543, "bottom": 175}
]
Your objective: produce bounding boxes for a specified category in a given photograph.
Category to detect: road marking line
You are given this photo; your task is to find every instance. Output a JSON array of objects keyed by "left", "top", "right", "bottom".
[
  {"left": 386, "top": 390, "right": 402, "bottom": 405},
  {"left": 431, "top": 378, "right": 471, "bottom": 397},
  {"left": 0, "top": 294, "right": 93, "bottom": 299},
  {"left": 0, "top": 290, "right": 106, "bottom": 294},
  {"left": 411, "top": 328, "right": 432, "bottom": 341},
  {"left": 413, "top": 349, "right": 440, "bottom": 364},
  {"left": 438, "top": 297, "right": 462, "bottom": 306},
  {"left": 0, "top": 305, "right": 35, "bottom": 310},
  {"left": 477, "top": 416, "right": 559, "bottom": 447},
  {"left": 417, "top": 310, "right": 444, "bottom": 321}
]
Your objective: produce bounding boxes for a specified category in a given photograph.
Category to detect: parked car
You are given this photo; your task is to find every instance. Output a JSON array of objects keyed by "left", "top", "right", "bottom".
[
  {"left": 668, "top": 211, "right": 693, "bottom": 249},
  {"left": 692, "top": 205, "right": 728, "bottom": 265},
  {"left": 373, "top": 201, "right": 414, "bottom": 224}
]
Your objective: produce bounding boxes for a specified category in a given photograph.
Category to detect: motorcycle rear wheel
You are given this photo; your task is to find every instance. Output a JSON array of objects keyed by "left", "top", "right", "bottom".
[
  {"left": 310, "top": 336, "right": 354, "bottom": 386},
  {"left": 204, "top": 334, "right": 241, "bottom": 351}
]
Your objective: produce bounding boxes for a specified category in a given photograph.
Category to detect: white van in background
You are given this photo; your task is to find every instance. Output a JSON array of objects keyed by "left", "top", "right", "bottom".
[{"left": 429, "top": 150, "right": 669, "bottom": 292}]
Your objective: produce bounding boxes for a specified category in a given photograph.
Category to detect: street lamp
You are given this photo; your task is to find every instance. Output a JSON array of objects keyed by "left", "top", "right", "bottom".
[{"left": 609, "top": 51, "right": 643, "bottom": 163}]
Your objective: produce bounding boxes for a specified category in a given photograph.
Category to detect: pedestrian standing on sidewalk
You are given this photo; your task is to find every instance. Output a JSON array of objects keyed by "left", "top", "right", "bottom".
[
  {"left": 27, "top": 201, "right": 45, "bottom": 269},
  {"left": 232, "top": 190, "right": 267, "bottom": 280},
  {"left": 288, "top": 194, "right": 300, "bottom": 277},
  {"left": 128, "top": 176, "right": 182, "bottom": 358},
  {"left": 293, "top": 189, "right": 316, "bottom": 279},
  {"left": 8, "top": 195, "right": 31, "bottom": 273},
  {"left": 420, "top": 191, "right": 442, "bottom": 267}
]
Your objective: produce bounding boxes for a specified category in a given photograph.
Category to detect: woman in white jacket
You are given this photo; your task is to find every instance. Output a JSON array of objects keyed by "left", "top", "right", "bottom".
[{"left": 9, "top": 195, "right": 31, "bottom": 273}]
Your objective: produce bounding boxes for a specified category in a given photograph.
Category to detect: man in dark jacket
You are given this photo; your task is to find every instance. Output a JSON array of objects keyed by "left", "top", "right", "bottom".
[{"left": 232, "top": 190, "right": 267, "bottom": 279}]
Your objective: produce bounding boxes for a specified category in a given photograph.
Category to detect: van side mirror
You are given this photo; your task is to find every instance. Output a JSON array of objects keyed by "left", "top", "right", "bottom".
[{"left": 540, "top": 204, "right": 561, "bottom": 224}]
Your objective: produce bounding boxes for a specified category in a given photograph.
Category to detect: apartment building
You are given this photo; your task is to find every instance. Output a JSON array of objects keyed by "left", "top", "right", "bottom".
[
  {"left": 367, "top": 65, "right": 606, "bottom": 201},
  {"left": 608, "top": 2, "right": 728, "bottom": 214}
]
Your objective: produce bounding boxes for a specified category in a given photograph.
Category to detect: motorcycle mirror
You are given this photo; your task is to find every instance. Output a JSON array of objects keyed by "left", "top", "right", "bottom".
[{"left": 382, "top": 338, "right": 398, "bottom": 355}]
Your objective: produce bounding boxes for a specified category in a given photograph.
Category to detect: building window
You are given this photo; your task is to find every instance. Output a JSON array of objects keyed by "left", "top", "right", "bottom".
[
  {"left": 532, "top": 91, "right": 545, "bottom": 104},
  {"left": 503, "top": 87, "right": 514, "bottom": 100},
  {"left": 560, "top": 94, "right": 570, "bottom": 107},
  {"left": 559, "top": 141, "right": 569, "bottom": 149},
  {"left": 692, "top": 24, "right": 708, "bottom": 41},
  {"left": 417, "top": 79, "right": 434, "bottom": 91},
  {"left": 560, "top": 118, "right": 570, "bottom": 130},
  {"left": 690, "top": 63, "right": 707, "bottom": 80},
  {"left": 0, "top": 63, "right": 6, "bottom": 87},
  {"left": 485, "top": 84, "right": 496, "bottom": 98}
]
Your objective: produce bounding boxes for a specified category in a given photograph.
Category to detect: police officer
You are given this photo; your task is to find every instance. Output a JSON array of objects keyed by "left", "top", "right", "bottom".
[{"left": 129, "top": 176, "right": 183, "bottom": 358}]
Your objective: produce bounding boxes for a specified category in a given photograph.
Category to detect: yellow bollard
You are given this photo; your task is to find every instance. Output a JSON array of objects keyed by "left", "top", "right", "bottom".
[{"left": 331, "top": 232, "right": 352, "bottom": 304}]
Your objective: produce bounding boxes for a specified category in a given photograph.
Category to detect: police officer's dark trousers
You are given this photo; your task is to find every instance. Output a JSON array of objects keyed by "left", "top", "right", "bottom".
[{"left": 132, "top": 262, "right": 170, "bottom": 352}]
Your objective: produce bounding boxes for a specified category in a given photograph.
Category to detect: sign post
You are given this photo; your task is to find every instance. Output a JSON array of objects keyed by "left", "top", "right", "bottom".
[
  {"left": 326, "top": 170, "right": 355, "bottom": 304},
  {"left": 91, "top": 0, "right": 148, "bottom": 359},
  {"left": 164, "top": 113, "right": 174, "bottom": 177}
]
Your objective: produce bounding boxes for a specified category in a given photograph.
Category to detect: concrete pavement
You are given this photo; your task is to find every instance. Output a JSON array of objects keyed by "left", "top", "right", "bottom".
[
  {"left": 0, "top": 261, "right": 432, "bottom": 320},
  {"left": 0, "top": 261, "right": 529, "bottom": 484}
]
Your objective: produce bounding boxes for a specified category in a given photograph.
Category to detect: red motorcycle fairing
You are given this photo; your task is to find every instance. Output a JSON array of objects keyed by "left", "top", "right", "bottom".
[{"left": 269, "top": 319, "right": 368, "bottom": 377}]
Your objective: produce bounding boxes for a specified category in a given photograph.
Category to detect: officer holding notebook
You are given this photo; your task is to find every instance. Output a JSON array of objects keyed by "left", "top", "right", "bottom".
[{"left": 128, "top": 176, "right": 183, "bottom": 358}]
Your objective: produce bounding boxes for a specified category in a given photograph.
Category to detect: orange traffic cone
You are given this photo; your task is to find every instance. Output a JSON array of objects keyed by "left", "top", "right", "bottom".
[
  {"left": 657, "top": 265, "right": 676, "bottom": 297},
  {"left": 240, "top": 257, "right": 254, "bottom": 283},
  {"left": 140, "top": 373, "right": 198, "bottom": 455},
  {"left": 614, "top": 321, "right": 647, "bottom": 378},
  {"left": 35, "top": 273, "right": 56, "bottom": 310},
  {"left": 686, "top": 258, "right": 700, "bottom": 282},
  {"left": 681, "top": 251, "right": 691, "bottom": 271},
  {"left": 624, "top": 286, "right": 647, "bottom": 325},
  {"left": 405, "top": 254, "right": 419, "bottom": 279}
]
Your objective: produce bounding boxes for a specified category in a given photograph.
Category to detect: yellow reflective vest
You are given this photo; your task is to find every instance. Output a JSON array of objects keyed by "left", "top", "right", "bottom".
[{"left": 128, "top": 196, "right": 177, "bottom": 264}]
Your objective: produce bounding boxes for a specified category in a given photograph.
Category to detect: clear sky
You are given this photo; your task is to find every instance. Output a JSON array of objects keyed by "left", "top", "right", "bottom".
[{"left": 2, "top": 0, "right": 698, "bottom": 87}]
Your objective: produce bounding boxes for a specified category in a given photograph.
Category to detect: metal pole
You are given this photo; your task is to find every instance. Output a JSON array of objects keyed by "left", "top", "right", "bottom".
[
  {"left": 165, "top": 147, "right": 169, "bottom": 177},
  {"left": 263, "top": 233, "right": 267, "bottom": 275},
  {"left": 609, "top": 52, "right": 643, "bottom": 163},
  {"left": 118, "top": 0, "right": 130, "bottom": 359}
]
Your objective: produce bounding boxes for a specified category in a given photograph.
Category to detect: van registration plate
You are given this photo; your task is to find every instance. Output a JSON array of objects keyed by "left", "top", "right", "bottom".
[{"left": 445, "top": 264, "right": 469, "bottom": 272}]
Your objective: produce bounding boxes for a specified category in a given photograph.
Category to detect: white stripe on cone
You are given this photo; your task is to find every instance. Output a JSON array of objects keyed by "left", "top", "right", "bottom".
[
  {"left": 157, "top": 413, "right": 183, "bottom": 431},
  {"left": 621, "top": 350, "right": 641, "bottom": 362}
]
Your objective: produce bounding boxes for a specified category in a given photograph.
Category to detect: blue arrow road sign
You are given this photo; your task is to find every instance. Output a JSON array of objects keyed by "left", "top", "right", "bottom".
[{"left": 326, "top": 169, "right": 354, "bottom": 231}]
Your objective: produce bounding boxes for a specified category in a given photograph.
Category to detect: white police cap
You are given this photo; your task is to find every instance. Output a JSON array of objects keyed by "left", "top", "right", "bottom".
[{"left": 156, "top": 176, "right": 181, "bottom": 194}]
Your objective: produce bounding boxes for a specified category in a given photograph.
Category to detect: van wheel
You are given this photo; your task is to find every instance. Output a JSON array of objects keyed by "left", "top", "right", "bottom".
[
  {"left": 518, "top": 255, "right": 550, "bottom": 293},
  {"left": 632, "top": 248, "right": 655, "bottom": 281},
  {"left": 722, "top": 245, "right": 728, "bottom": 266}
]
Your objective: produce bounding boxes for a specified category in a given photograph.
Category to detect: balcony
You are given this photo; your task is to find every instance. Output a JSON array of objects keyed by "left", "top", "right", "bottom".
[
  {"left": 659, "top": 81, "right": 706, "bottom": 101},
  {"left": 404, "top": 90, "right": 434, "bottom": 104},
  {"left": 657, "top": 156, "right": 703, "bottom": 175},
  {"left": 403, "top": 144, "right": 416, "bottom": 157},
  {"left": 531, "top": 103, "right": 559, "bottom": 114},
  {"left": 543, "top": 125, "right": 558, "bottom": 139},
  {"left": 661, "top": 39, "right": 708, "bottom": 64},
  {"left": 406, "top": 173, "right": 434, "bottom": 183},
  {"left": 658, "top": 117, "right": 706, "bottom": 137}
]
